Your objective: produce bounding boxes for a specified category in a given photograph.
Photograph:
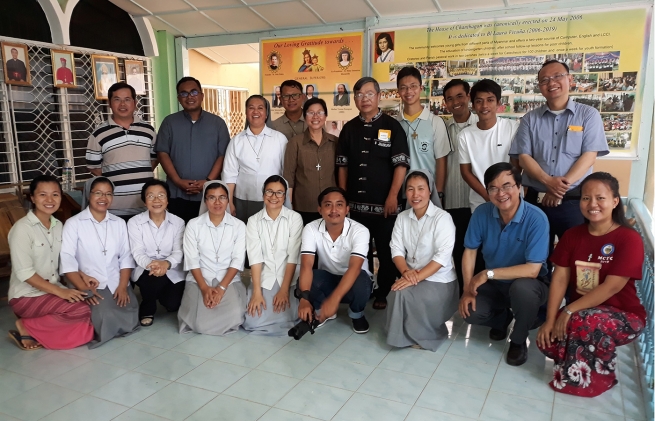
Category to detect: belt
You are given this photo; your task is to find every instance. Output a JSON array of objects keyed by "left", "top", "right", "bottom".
[{"left": 526, "top": 187, "right": 580, "bottom": 202}]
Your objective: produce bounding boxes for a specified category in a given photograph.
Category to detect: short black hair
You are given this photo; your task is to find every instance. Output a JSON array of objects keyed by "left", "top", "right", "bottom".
[
  {"left": 305, "top": 84, "right": 315, "bottom": 93},
  {"left": 108, "top": 82, "right": 136, "bottom": 101},
  {"left": 141, "top": 179, "right": 170, "bottom": 203},
  {"left": 340, "top": 50, "right": 351, "bottom": 60},
  {"left": 483, "top": 162, "right": 522, "bottom": 189},
  {"left": 317, "top": 186, "right": 348, "bottom": 206},
  {"left": 443, "top": 79, "right": 470, "bottom": 98},
  {"left": 470, "top": 79, "right": 501, "bottom": 102},
  {"left": 176, "top": 76, "right": 202, "bottom": 92},
  {"left": 353, "top": 77, "right": 380, "bottom": 93},
  {"left": 90, "top": 176, "right": 114, "bottom": 192},
  {"left": 303, "top": 97, "right": 328, "bottom": 117},
  {"left": 396, "top": 66, "right": 422, "bottom": 88},
  {"left": 280, "top": 80, "right": 303, "bottom": 92},
  {"left": 30, "top": 174, "right": 61, "bottom": 196},
  {"left": 538, "top": 59, "right": 570, "bottom": 79},
  {"left": 262, "top": 175, "right": 288, "bottom": 194},
  {"left": 204, "top": 182, "right": 228, "bottom": 200}
]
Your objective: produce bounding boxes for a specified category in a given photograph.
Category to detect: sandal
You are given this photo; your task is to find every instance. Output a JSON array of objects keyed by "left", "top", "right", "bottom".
[
  {"left": 8, "top": 330, "right": 43, "bottom": 351},
  {"left": 140, "top": 316, "right": 154, "bottom": 327},
  {"left": 372, "top": 298, "right": 387, "bottom": 310}
]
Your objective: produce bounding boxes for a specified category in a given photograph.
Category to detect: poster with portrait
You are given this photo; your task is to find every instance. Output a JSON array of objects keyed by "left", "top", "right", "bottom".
[
  {"left": 1, "top": 42, "right": 31, "bottom": 86},
  {"left": 91, "top": 55, "right": 119, "bottom": 100},
  {"left": 125, "top": 60, "right": 146, "bottom": 95},
  {"left": 50, "top": 50, "right": 77, "bottom": 88},
  {"left": 261, "top": 32, "right": 363, "bottom": 121}
]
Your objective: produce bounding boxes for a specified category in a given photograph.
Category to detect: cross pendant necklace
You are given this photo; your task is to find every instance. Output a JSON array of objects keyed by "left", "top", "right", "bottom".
[
  {"left": 92, "top": 222, "right": 108, "bottom": 256},
  {"left": 411, "top": 131, "right": 418, "bottom": 140},
  {"left": 246, "top": 133, "right": 264, "bottom": 162},
  {"left": 148, "top": 222, "right": 167, "bottom": 257},
  {"left": 316, "top": 163, "right": 321, "bottom": 171},
  {"left": 407, "top": 119, "right": 421, "bottom": 142}
]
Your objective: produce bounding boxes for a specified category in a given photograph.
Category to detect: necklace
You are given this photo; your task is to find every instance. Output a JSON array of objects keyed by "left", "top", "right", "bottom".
[
  {"left": 209, "top": 222, "right": 227, "bottom": 261},
  {"left": 603, "top": 222, "right": 615, "bottom": 235},
  {"left": 409, "top": 211, "right": 430, "bottom": 263},
  {"left": 265, "top": 216, "right": 282, "bottom": 252},
  {"left": 406, "top": 118, "right": 421, "bottom": 140},
  {"left": 246, "top": 132, "right": 265, "bottom": 161},
  {"left": 92, "top": 221, "right": 108, "bottom": 256},
  {"left": 36, "top": 223, "right": 54, "bottom": 252},
  {"left": 148, "top": 219, "right": 168, "bottom": 255}
]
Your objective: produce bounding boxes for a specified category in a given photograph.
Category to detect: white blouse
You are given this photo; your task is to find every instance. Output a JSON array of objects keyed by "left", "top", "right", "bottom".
[
  {"left": 246, "top": 206, "right": 303, "bottom": 290},
  {"left": 221, "top": 126, "right": 287, "bottom": 201},
  {"left": 390, "top": 201, "right": 457, "bottom": 283},
  {"left": 184, "top": 211, "right": 246, "bottom": 285},
  {"left": 127, "top": 210, "right": 186, "bottom": 283},
  {"left": 60, "top": 207, "right": 135, "bottom": 293}
]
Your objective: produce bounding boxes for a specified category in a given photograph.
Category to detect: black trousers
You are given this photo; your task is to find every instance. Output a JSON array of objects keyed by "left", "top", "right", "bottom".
[
  {"left": 298, "top": 211, "right": 321, "bottom": 226},
  {"left": 446, "top": 207, "right": 486, "bottom": 297},
  {"left": 351, "top": 213, "right": 398, "bottom": 300},
  {"left": 168, "top": 198, "right": 201, "bottom": 224},
  {"left": 135, "top": 272, "right": 186, "bottom": 318}
]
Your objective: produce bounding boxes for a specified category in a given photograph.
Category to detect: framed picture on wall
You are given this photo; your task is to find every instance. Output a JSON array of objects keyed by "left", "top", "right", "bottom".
[
  {"left": 1, "top": 42, "right": 31, "bottom": 86},
  {"left": 124, "top": 60, "right": 146, "bottom": 95},
  {"left": 51, "top": 50, "right": 77, "bottom": 88},
  {"left": 91, "top": 55, "right": 118, "bottom": 100}
]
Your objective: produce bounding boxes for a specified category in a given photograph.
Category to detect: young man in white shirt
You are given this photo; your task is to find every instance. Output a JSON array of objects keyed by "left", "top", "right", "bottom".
[
  {"left": 458, "top": 79, "right": 519, "bottom": 212},
  {"left": 297, "top": 187, "right": 372, "bottom": 333}
]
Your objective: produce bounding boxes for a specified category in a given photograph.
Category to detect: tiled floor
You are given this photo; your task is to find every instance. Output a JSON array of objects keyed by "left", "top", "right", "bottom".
[{"left": 0, "top": 301, "right": 649, "bottom": 421}]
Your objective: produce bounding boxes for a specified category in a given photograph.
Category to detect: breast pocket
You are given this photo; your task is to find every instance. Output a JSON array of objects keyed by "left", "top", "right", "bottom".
[
  {"left": 372, "top": 139, "right": 392, "bottom": 160},
  {"left": 563, "top": 130, "right": 583, "bottom": 156}
]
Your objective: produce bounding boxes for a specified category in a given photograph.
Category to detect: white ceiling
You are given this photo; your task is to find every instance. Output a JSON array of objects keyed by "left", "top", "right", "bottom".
[{"left": 194, "top": 43, "right": 260, "bottom": 64}]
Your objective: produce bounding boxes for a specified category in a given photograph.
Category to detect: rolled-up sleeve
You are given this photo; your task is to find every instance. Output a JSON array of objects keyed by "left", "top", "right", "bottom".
[
  {"left": 183, "top": 221, "right": 200, "bottom": 270},
  {"left": 8, "top": 224, "right": 37, "bottom": 282},
  {"left": 390, "top": 216, "right": 405, "bottom": 259},
  {"left": 221, "top": 136, "right": 239, "bottom": 184},
  {"left": 286, "top": 213, "right": 303, "bottom": 265},
  {"left": 246, "top": 218, "right": 264, "bottom": 266},
  {"left": 230, "top": 222, "right": 246, "bottom": 270},
  {"left": 127, "top": 219, "right": 151, "bottom": 270},
  {"left": 431, "top": 213, "right": 456, "bottom": 267},
  {"left": 60, "top": 219, "right": 80, "bottom": 274}
]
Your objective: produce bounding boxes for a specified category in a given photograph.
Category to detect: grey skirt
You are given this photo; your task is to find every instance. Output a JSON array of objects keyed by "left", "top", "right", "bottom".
[
  {"left": 178, "top": 280, "right": 247, "bottom": 336},
  {"left": 385, "top": 280, "right": 459, "bottom": 352},
  {"left": 234, "top": 198, "right": 264, "bottom": 224},
  {"left": 89, "top": 286, "right": 140, "bottom": 349},
  {"left": 243, "top": 282, "right": 300, "bottom": 336}
]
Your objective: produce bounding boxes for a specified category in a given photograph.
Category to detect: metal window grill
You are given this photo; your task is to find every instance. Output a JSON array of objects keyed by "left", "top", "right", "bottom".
[
  {"left": 202, "top": 85, "right": 248, "bottom": 137},
  {"left": 0, "top": 36, "right": 154, "bottom": 187}
]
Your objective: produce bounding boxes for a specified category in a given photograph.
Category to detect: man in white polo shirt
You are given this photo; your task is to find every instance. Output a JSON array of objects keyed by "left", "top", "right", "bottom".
[
  {"left": 297, "top": 187, "right": 372, "bottom": 333},
  {"left": 458, "top": 79, "right": 519, "bottom": 212}
]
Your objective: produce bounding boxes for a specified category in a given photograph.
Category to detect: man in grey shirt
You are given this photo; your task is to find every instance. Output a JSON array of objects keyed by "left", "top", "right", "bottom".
[
  {"left": 155, "top": 77, "right": 231, "bottom": 223},
  {"left": 270, "top": 80, "right": 306, "bottom": 140}
]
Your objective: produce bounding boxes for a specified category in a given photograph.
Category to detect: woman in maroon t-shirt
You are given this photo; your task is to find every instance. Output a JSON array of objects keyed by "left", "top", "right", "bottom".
[{"left": 537, "top": 172, "right": 645, "bottom": 397}]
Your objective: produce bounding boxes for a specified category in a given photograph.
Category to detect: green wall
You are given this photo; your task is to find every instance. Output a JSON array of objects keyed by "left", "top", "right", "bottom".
[{"left": 152, "top": 30, "right": 178, "bottom": 129}]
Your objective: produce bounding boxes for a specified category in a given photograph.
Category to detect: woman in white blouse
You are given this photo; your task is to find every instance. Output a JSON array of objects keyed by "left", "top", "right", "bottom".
[
  {"left": 128, "top": 179, "right": 186, "bottom": 327},
  {"left": 178, "top": 181, "right": 247, "bottom": 335},
  {"left": 386, "top": 169, "right": 459, "bottom": 352},
  {"left": 61, "top": 177, "right": 139, "bottom": 348},
  {"left": 222, "top": 95, "right": 287, "bottom": 224},
  {"left": 243, "top": 176, "right": 302, "bottom": 336}
]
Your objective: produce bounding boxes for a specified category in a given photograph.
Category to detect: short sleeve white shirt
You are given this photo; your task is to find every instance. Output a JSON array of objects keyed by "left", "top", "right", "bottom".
[
  {"left": 458, "top": 118, "right": 519, "bottom": 211},
  {"left": 60, "top": 207, "right": 135, "bottom": 293},
  {"left": 127, "top": 210, "right": 186, "bottom": 283},
  {"left": 390, "top": 202, "right": 457, "bottom": 283},
  {"left": 183, "top": 212, "right": 246, "bottom": 285},
  {"left": 301, "top": 218, "right": 371, "bottom": 276},
  {"left": 246, "top": 206, "right": 303, "bottom": 290}
]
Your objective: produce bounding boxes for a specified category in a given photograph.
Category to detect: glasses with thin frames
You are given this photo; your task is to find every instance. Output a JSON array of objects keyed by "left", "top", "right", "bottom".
[
  {"left": 538, "top": 73, "right": 568, "bottom": 86},
  {"left": 264, "top": 190, "right": 285, "bottom": 198},
  {"left": 206, "top": 195, "right": 228, "bottom": 203},
  {"left": 354, "top": 92, "right": 377, "bottom": 100},
  {"left": 281, "top": 93, "right": 302, "bottom": 101},
  {"left": 146, "top": 193, "right": 167, "bottom": 201},
  {"left": 91, "top": 191, "right": 113, "bottom": 198},
  {"left": 178, "top": 90, "right": 200, "bottom": 98},
  {"left": 399, "top": 84, "right": 421, "bottom": 92},
  {"left": 487, "top": 184, "right": 517, "bottom": 195},
  {"left": 306, "top": 111, "right": 326, "bottom": 117}
]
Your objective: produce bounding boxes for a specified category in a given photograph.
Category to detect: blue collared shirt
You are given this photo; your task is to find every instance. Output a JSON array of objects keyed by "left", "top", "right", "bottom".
[
  {"left": 509, "top": 99, "right": 608, "bottom": 191},
  {"left": 464, "top": 199, "right": 549, "bottom": 279}
]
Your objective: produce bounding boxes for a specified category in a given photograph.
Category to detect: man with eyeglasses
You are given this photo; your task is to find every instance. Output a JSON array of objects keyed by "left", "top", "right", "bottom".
[
  {"left": 336, "top": 76, "right": 410, "bottom": 310},
  {"left": 155, "top": 77, "right": 231, "bottom": 223},
  {"left": 271, "top": 80, "right": 306, "bottom": 140},
  {"left": 510, "top": 60, "right": 608, "bottom": 256},
  {"left": 459, "top": 162, "right": 549, "bottom": 366},
  {"left": 86, "top": 82, "right": 157, "bottom": 221}
]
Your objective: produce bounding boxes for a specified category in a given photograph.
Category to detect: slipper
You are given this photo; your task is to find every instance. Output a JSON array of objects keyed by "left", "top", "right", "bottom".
[
  {"left": 140, "top": 316, "right": 154, "bottom": 327},
  {"left": 8, "top": 330, "right": 43, "bottom": 351},
  {"left": 372, "top": 298, "right": 387, "bottom": 310}
]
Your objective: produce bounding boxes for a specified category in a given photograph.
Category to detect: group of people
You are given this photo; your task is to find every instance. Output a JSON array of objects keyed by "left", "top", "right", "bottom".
[
  {"left": 479, "top": 56, "right": 544, "bottom": 76},
  {"left": 7, "top": 59, "right": 645, "bottom": 399}
]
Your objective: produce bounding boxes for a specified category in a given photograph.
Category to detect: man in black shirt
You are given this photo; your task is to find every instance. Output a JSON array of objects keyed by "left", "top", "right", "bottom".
[
  {"left": 6, "top": 48, "right": 27, "bottom": 82},
  {"left": 336, "top": 77, "right": 410, "bottom": 309}
]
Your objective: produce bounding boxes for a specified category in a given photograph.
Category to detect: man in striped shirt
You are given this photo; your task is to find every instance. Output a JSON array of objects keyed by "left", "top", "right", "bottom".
[{"left": 86, "top": 82, "right": 158, "bottom": 219}]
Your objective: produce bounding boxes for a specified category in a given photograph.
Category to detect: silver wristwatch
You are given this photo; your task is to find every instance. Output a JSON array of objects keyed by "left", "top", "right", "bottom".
[{"left": 486, "top": 270, "right": 495, "bottom": 280}]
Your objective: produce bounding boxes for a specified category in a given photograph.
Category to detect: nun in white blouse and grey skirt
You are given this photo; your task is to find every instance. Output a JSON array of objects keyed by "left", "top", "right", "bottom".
[
  {"left": 386, "top": 169, "right": 459, "bottom": 352},
  {"left": 177, "top": 181, "right": 247, "bottom": 336}
]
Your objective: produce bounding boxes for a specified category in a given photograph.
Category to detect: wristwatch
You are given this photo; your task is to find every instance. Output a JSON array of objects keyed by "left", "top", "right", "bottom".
[
  {"left": 564, "top": 306, "right": 573, "bottom": 316},
  {"left": 297, "top": 289, "right": 311, "bottom": 301},
  {"left": 486, "top": 270, "right": 495, "bottom": 280}
]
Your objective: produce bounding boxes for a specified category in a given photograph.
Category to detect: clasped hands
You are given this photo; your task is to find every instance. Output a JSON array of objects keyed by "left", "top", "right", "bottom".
[
  {"left": 175, "top": 178, "right": 204, "bottom": 196},
  {"left": 201, "top": 285, "right": 226, "bottom": 309},
  {"left": 391, "top": 268, "right": 421, "bottom": 291},
  {"left": 542, "top": 176, "right": 570, "bottom": 207}
]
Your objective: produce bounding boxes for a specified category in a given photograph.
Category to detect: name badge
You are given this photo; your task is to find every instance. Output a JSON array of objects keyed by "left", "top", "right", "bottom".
[
  {"left": 568, "top": 125, "right": 583, "bottom": 132},
  {"left": 378, "top": 129, "right": 391, "bottom": 141}
]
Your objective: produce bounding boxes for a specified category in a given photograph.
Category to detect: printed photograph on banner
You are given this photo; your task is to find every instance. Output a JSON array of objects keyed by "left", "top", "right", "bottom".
[
  {"left": 447, "top": 59, "right": 478, "bottom": 77},
  {"left": 337, "top": 46, "right": 353, "bottom": 70},
  {"left": 492, "top": 76, "right": 525, "bottom": 94},
  {"left": 572, "top": 94, "right": 602, "bottom": 111},
  {"left": 584, "top": 52, "right": 620, "bottom": 72},
  {"left": 428, "top": 98, "right": 450, "bottom": 116},
  {"left": 1, "top": 41, "right": 31, "bottom": 86},
  {"left": 479, "top": 56, "right": 543, "bottom": 76},
  {"left": 420, "top": 80, "right": 430, "bottom": 98},
  {"left": 388, "top": 63, "right": 410, "bottom": 82},
  {"left": 524, "top": 77, "right": 538, "bottom": 93},
  {"left": 605, "top": 132, "right": 631, "bottom": 149},
  {"left": 380, "top": 88, "right": 400, "bottom": 100},
  {"left": 380, "top": 101, "right": 400, "bottom": 117},
  {"left": 51, "top": 50, "right": 77, "bottom": 89},
  {"left": 600, "top": 92, "right": 635, "bottom": 112},
  {"left": 570, "top": 73, "right": 597, "bottom": 93},
  {"left": 325, "top": 120, "right": 342, "bottom": 137},
  {"left": 415, "top": 61, "right": 447, "bottom": 79},
  {"left": 430, "top": 80, "right": 442, "bottom": 97},
  {"left": 272, "top": 85, "right": 282, "bottom": 108},
  {"left": 545, "top": 53, "right": 584, "bottom": 73},
  {"left": 497, "top": 96, "right": 511, "bottom": 113},
  {"left": 304, "top": 83, "right": 318, "bottom": 99},
  {"left": 267, "top": 51, "right": 281, "bottom": 72},
  {"left": 602, "top": 113, "right": 633, "bottom": 132},
  {"left": 598, "top": 71, "right": 637, "bottom": 91},
  {"left": 513, "top": 95, "right": 547, "bottom": 113},
  {"left": 333, "top": 83, "right": 350, "bottom": 106},
  {"left": 374, "top": 32, "right": 395, "bottom": 63},
  {"left": 125, "top": 60, "right": 146, "bottom": 95}
]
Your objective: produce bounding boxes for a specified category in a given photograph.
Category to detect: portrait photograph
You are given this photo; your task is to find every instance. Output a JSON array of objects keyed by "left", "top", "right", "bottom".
[
  {"left": 125, "top": 60, "right": 146, "bottom": 95},
  {"left": 267, "top": 51, "right": 281, "bottom": 72},
  {"left": 91, "top": 55, "right": 119, "bottom": 100},
  {"left": 272, "top": 85, "right": 282, "bottom": 108},
  {"left": 2, "top": 42, "right": 31, "bottom": 86},
  {"left": 51, "top": 50, "right": 77, "bottom": 88},
  {"left": 333, "top": 83, "right": 350, "bottom": 106},
  {"left": 374, "top": 32, "right": 395, "bottom": 64},
  {"left": 337, "top": 47, "right": 353, "bottom": 70},
  {"left": 304, "top": 83, "right": 318, "bottom": 99}
]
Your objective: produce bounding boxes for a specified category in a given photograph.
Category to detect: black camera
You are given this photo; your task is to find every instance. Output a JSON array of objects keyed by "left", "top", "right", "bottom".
[{"left": 288, "top": 318, "right": 320, "bottom": 340}]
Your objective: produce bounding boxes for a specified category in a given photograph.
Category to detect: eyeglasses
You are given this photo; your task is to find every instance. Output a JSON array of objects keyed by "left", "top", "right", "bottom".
[
  {"left": 111, "top": 97, "right": 134, "bottom": 104},
  {"left": 306, "top": 111, "right": 326, "bottom": 117},
  {"left": 264, "top": 190, "right": 285, "bottom": 198},
  {"left": 178, "top": 90, "right": 200, "bottom": 98},
  {"left": 354, "top": 92, "right": 377, "bottom": 100},
  {"left": 206, "top": 195, "right": 228, "bottom": 203},
  {"left": 146, "top": 193, "right": 167, "bottom": 201},
  {"left": 398, "top": 84, "right": 420, "bottom": 92},
  {"left": 91, "top": 191, "right": 113, "bottom": 198},
  {"left": 487, "top": 184, "right": 517, "bottom": 195},
  {"left": 538, "top": 73, "right": 568, "bottom": 86},
  {"left": 281, "top": 93, "right": 302, "bottom": 101}
]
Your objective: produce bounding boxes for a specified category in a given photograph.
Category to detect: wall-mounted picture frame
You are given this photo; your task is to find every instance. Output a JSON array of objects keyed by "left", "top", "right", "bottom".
[
  {"left": 51, "top": 49, "right": 77, "bottom": 88},
  {"left": 1, "top": 42, "right": 31, "bottom": 86},
  {"left": 91, "top": 55, "right": 118, "bottom": 100},
  {"left": 125, "top": 60, "right": 146, "bottom": 95}
]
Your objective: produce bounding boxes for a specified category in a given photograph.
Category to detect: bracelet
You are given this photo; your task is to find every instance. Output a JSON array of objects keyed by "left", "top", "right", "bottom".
[
  {"left": 218, "top": 284, "right": 227, "bottom": 291},
  {"left": 564, "top": 306, "right": 573, "bottom": 316}
]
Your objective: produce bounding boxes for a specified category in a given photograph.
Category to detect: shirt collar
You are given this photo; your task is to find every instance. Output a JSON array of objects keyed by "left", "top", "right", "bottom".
[
  {"left": 27, "top": 210, "right": 58, "bottom": 228},
  {"left": 246, "top": 125, "right": 272, "bottom": 137},
  {"left": 302, "top": 129, "right": 334, "bottom": 145},
  {"left": 201, "top": 210, "right": 235, "bottom": 228},
  {"left": 358, "top": 109, "right": 383, "bottom": 124},
  {"left": 136, "top": 210, "right": 171, "bottom": 226},
  {"left": 79, "top": 207, "right": 118, "bottom": 223},
  {"left": 409, "top": 201, "right": 438, "bottom": 221},
  {"left": 260, "top": 206, "right": 290, "bottom": 221},
  {"left": 540, "top": 98, "right": 576, "bottom": 116},
  {"left": 107, "top": 115, "right": 140, "bottom": 128},
  {"left": 492, "top": 198, "right": 526, "bottom": 225},
  {"left": 444, "top": 110, "right": 476, "bottom": 127},
  {"left": 182, "top": 109, "right": 205, "bottom": 122},
  {"left": 281, "top": 113, "right": 305, "bottom": 124},
  {"left": 318, "top": 217, "right": 351, "bottom": 238}
]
